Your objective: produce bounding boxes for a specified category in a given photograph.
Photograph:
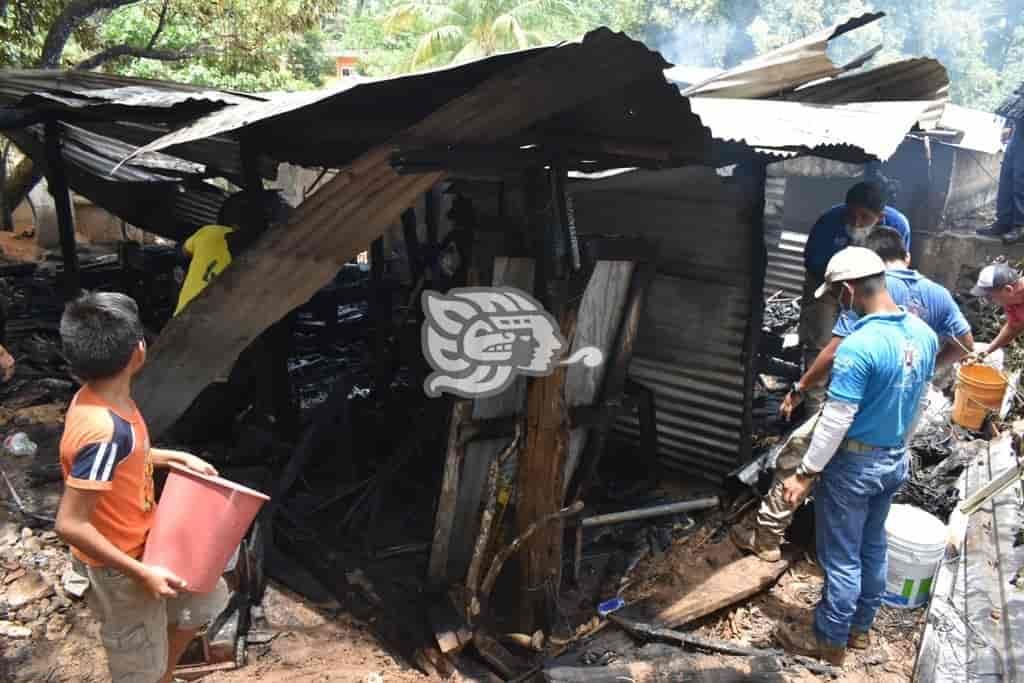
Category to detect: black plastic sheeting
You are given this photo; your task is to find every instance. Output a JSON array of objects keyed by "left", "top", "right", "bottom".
[{"left": 916, "top": 435, "right": 1024, "bottom": 682}]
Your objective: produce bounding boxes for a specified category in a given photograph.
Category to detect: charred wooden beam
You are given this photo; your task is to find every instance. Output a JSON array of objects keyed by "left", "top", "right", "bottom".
[
  {"left": 401, "top": 207, "right": 422, "bottom": 284},
  {"left": 43, "top": 120, "right": 80, "bottom": 300},
  {"left": 429, "top": 400, "right": 473, "bottom": 585}
]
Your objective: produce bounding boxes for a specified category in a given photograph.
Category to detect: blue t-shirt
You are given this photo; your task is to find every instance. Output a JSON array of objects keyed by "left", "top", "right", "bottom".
[
  {"left": 828, "top": 311, "right": 938, "bottom": 448},
  {"left": 804, "top": 205, "right": 911, "bottom": 281},
  {"left": 832, "top": 269, "right": 970, "bottom": 341}
]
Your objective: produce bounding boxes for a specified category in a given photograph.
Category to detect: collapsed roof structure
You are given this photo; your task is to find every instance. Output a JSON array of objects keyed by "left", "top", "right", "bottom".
[{"left": 0, "top": 14, "right": 968, "bottom": 674}]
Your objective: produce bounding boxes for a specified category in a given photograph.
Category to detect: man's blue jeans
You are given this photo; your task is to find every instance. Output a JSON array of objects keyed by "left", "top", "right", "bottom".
[
  {"left": 997, "top": 124, "right": 1024, "bottom": 228},
  {"left": 813, "top": 447, "right": 909, "bottom": 647}
]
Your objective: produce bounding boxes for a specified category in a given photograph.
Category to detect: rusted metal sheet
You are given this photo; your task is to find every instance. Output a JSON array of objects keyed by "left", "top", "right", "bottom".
[
  {"left": 786, "top": 58, "right": 949, "bottom": 129},
  {"left": 681, "top": 13, "right": 885, "bottom": 99},
  {"left": 5, "top": 125, "right": 224, "bottom": 242},
  {"left": 571, "top": 166, "right": 761, "bottom": 482},
  {"left": 689, "top": 98, "right": 937, "bottom": 162}
]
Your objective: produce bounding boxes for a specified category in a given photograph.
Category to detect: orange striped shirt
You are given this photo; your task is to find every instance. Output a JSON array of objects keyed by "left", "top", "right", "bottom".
[{"left": 59, "top": 387, "right": 154, "bottom": 566}]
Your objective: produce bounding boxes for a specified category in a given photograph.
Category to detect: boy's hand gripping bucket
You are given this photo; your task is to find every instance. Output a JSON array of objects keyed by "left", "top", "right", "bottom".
[{"left": 143, "top": 464, "right": 269, "bottom": 594}]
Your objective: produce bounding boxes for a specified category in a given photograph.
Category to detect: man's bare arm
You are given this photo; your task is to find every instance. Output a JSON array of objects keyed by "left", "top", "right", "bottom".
[{"left": 985, "top": 320, "right": 1024, "bottom": 356}]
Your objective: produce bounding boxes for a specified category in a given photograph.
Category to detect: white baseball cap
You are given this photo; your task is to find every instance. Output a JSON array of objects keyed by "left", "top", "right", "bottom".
[{"left": 814, "top": 247, "right": 886, "bottom": 299}]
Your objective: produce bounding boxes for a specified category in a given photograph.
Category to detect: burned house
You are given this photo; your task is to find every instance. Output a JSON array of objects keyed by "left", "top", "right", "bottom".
[{"left": 0, "top": 16, "right": 986, "bottom": 681}]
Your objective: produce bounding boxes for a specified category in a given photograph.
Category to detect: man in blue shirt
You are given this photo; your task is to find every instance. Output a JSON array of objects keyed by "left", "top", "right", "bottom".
[
  {"left": 786, "top": 227, "right": 972, "bottom": 417},
  {"left": 775, "top": 247, "right": 938, "bottom": 665},
  {"left": 799, "top": 182, "right": 911, "bottom": 415},
  {"left": 733, "top": 228, "right": 972, "bottom": 570}
]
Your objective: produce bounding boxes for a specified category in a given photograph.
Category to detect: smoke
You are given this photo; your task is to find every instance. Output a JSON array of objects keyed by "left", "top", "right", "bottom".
[{"left": 651, "top": 19, "right": 735, "bottom": 69}]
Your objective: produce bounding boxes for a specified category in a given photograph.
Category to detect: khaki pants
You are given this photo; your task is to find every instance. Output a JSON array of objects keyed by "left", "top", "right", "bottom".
[
  {"left": 72, "top": 557, "right": 229, "bottom": 683},
  {"left": 798, "top": 275, "right": 839, "bottom": 415},
  {"left": 754, "top": 413, "right": 819, "bottom": 545}
]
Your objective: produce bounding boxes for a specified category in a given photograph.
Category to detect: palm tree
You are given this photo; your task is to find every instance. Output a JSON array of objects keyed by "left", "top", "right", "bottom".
[{"left": 383, "top": 0, "right": 571, "bottom": 70}]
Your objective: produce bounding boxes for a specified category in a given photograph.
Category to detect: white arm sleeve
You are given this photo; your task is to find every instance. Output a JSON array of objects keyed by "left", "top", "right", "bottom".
[
  {"left": 902, "top": 390, "right": 931, "bottom": 447},
  {"left": 799, "top": 400, "right": 858, "bottom": 474}
]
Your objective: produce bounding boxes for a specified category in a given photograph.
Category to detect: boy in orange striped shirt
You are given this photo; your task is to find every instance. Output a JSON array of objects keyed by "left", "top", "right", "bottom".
[{"left": 56, "top": 292, "right": 227, "bottom": 683}]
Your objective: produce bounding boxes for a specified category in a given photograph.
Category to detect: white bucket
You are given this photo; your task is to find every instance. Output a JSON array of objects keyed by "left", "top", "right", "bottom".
[{"left": 882, "top": 504, "right": 947, "bottom": 608}]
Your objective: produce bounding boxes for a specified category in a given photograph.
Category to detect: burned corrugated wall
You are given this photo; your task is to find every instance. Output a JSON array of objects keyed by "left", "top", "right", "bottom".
[{"left": 571, "top": 165, "right": 765, "bottom": 482}]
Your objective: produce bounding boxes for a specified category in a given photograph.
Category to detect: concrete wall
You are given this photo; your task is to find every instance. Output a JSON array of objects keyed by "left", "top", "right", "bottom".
[{"left": 913, "top": 229, "right": 1024, "bottom": 294}]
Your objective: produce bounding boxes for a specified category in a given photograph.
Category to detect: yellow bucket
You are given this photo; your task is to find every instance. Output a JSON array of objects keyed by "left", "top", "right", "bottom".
[{"left": 952, "top": 364, "right": 1009, "bottom": 430}]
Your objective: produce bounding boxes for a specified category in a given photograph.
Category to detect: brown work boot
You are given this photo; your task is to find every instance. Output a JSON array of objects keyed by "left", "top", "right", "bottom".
[
  {"left": 848, "top": 630, "right": 870, "bottom": 650},
  {"left": 776, "top": 621, "right": 846, "bottom": 666},
  {"left": 729, "top": 523, "right": 782, "bottom": 562}
]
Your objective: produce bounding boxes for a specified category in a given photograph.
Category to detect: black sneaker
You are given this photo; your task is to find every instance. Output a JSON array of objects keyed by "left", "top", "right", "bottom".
[
  {"left": 1003, "top": 227, "right": 1024, "bottom": 244},
  {"left": 978, "top": 223, "right": 1012, "bottom": 237}
]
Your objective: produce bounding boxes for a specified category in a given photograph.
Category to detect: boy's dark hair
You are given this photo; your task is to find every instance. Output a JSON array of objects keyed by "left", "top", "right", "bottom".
[
  {"left": 865, "top": 226, "right": 909, "bottom": 263},
  {"left": 60, "top": 292, "right": 144, "bottom": 381},
  {"left": 846, "top": 181, "right": 886, "bottom": 213}
]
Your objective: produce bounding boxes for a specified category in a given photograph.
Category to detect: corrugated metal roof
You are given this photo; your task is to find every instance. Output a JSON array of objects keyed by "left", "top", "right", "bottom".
[
  {"left": 785, "top": 58, "right": 949, "bottom": 129},
  {"left": 681, "top": 13, "right": 885, "bottom": 99},
  {"left": 0, "top": 70, "right": 258, "bottom": 109},
  {"left": 689, "top": 98, "right": 937, "bottom": 161},
  {"left": 937, "top": 104, "right": 1006, "bottom": 155}
]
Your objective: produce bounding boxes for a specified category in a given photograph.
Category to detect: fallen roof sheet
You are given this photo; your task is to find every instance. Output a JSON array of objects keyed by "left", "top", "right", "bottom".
[
  {"left": 937, "top": 104, "right": 1006, "bottom": 155},
  {"left": 688, "top": 98, "right": 938, "bottom": 161},
  {"left": 785, "top": 57, "right": 949, "bottom": 128},
  {"left": 681, "top": 12, "right": 885, "bottom": 99}
]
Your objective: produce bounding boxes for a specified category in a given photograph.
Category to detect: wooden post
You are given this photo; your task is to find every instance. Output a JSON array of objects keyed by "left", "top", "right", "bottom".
[
  {"left": 370, "top": 236, "right": 391, "bottom": 404},
  {"left": 401, "top": 207, "right": 423, "bottom": 285},
  {"left": 425, "top": 187, "right": 439, "bottom": 245},
  {"left": 515, "top": 167, "right": 572, "bottom": 631},
  {"left": 43, "top": 120, "right": 80, "bottom": 300},
  {"left": 241, "top": 142, "right": 299, "bottom": 438}
]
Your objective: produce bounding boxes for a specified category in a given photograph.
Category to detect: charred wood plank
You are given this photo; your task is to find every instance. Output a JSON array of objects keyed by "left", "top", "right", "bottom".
[
  {"left": 568, "top": 259, "right": 656, "bottom": 500},
  {"left": 428, "top": 400, "right": 472, "bottom": 585}
]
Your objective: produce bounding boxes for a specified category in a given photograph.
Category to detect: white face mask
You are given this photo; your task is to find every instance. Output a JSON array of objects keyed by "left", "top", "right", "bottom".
[{"left": 846, "top": 225, "right": 871, "bottom": 245}]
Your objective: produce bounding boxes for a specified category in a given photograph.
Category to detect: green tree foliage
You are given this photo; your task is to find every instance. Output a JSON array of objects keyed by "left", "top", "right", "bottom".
[
  {"left": 94, "top": 0, "right": 334, "bottom": 91},
  {"left": 380, "top": 0, "right": 575, "bottom": 69}
]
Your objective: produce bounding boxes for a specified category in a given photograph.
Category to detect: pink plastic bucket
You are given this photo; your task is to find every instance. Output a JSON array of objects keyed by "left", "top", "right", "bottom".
[{"left": 143, "top": 464, "right": 269, "bottom": 593}]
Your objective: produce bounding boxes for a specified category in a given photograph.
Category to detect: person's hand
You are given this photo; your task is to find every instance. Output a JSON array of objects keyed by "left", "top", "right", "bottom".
[
  {"left": 964, "top": 349, "right": 988, "bottom": 365},
  {"left": 178, "top": 453, "right": 218, "bottom": 477},
  {"left": 782, "top": 473, "right": 816, "bottom": 507},
  {"left": 780, "top": 386, "right": 804, "bottom": 420},
  {"left": 137, "top": 564, "right": 187, "bottom": 599}
]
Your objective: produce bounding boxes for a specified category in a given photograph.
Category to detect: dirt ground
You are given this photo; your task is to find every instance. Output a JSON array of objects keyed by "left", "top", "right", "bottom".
[{"left": 620, "top": 524, "right": 924, "bottom": 682}]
